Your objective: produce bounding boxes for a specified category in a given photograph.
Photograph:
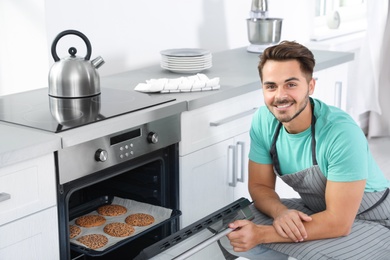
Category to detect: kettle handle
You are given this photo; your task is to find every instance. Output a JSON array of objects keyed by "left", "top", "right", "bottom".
[{"left": 51, "top": 29, "right": 92, "bottom": 62}]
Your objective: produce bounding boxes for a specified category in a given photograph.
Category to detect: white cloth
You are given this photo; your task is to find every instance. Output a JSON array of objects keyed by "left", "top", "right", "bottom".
[{"left": 134, "top": 73, "right": 220, "bottom": 93}]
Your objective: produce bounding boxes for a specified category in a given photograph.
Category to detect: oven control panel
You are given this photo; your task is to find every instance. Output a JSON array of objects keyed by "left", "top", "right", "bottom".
[{"left": 57, "top": 114, "right": 180, "bottom": 184}]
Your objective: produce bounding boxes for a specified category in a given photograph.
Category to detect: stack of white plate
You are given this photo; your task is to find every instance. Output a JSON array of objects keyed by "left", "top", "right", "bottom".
[{"left": 160, "top": 48, "right": 212, "bottom": 74}]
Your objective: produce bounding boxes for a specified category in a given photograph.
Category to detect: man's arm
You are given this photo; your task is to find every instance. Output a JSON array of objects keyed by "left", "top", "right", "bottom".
[
  {"left": 248, "top": 160, "right": 312, "bottom": 242},
  {"left": 243, "top": 160, "right": 366, "bottom": 243}
]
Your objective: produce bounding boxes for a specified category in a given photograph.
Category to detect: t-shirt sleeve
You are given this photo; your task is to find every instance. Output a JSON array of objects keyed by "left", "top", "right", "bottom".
[{"left": 248, "top": 109, "right": 273, "bottom": 164}]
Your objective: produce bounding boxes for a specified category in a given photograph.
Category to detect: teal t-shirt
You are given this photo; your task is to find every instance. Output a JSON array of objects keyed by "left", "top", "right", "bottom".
[{"left": 249, "top": 98, "right": 390, "bottom": 192}]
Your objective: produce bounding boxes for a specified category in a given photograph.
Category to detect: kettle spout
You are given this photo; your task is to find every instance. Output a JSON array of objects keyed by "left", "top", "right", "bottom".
[{"left": 91, "top": 56, "right": 105, "bottom": 69}]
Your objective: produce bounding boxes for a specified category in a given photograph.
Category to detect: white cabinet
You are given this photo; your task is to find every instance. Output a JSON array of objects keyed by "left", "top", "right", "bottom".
[
  {"left": 0, "top": 154, "right": 59, "bottom": 260},
  {"left": 0, "top": 206, "right": 59, "bottom": 260},
  {"left": 312, "top": 63, "right": 349, "bottom": 111},
  {"left": 179, "top": 90, "right": 261, "bottom": 259},
  {"left": 179, "top": 90, "right": 262, "bottom": 227}
]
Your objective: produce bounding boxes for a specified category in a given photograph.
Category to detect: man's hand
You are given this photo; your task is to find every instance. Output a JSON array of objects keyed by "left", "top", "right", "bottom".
[
  {"left": 273, "top": 209, "right": 312, "bottom": 242},
  {"left": 226, "top": 220, "right": 262, "bottom": 252}
]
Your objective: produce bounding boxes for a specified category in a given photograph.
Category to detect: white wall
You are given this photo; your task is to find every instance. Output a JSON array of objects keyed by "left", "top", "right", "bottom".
[
  {"left": 0, "top": 0, "right": 49, "bottom": 96},
  {"left": 0, "top": 0, "right": 313, "bottom": 96}
]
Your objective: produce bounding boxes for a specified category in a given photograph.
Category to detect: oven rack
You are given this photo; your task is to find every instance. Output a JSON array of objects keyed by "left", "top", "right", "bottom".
[{"left": 69, "top": 195, "right": 181, "bottom": 257}]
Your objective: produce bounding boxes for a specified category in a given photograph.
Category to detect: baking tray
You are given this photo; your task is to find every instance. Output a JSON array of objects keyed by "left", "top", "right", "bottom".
[{"left": 69, "top": 195, "right": 181, "bottom": 256}]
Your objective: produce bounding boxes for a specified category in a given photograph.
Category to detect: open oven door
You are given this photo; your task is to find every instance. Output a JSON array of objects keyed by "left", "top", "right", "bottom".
[{"left": 134, "top": 197, "right": 253, "bottom": 260}]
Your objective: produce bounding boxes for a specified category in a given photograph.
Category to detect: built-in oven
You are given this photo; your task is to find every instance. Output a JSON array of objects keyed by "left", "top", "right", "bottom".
[{"left": 57, "top": 114, "right": 182, "bottom": 259}]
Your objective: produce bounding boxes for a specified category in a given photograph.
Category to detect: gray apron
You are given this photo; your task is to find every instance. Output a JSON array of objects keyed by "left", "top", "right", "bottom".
[{"left": 249, "top": 112, "right": 390, "bottom": 259}]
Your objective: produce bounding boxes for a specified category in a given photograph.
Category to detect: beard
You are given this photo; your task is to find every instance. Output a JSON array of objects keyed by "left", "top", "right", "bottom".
[{"left": 268, "top": 92, "right": 310, "bottom": 123}]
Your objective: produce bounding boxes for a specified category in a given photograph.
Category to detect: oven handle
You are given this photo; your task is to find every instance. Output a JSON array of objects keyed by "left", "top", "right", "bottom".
[
  {"left": 172, "top": 228, "right": 233, "bottom": 260},
  {"left": 0, "top": 192, "right": 11, "bottom": 202}
]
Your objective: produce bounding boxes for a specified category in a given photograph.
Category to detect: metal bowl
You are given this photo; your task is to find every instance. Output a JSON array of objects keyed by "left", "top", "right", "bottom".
[{"left": 246, "top": 18, "right": 283, "bottom": 45}]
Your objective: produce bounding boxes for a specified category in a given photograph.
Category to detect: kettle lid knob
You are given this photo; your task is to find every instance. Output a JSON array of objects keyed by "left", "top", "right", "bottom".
[{"left": 68, "top": 47, "right": 77, "bottom": 57}]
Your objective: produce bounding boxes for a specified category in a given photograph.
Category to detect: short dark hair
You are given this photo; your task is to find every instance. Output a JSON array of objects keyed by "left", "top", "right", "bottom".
[{"left": 258, "top": 41, "right": 315, "bottom": 83}]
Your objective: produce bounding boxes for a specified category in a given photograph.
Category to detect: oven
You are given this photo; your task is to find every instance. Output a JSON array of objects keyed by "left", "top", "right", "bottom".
[{"left": 57, "top": 114, "right": 182, "bottom": 259}]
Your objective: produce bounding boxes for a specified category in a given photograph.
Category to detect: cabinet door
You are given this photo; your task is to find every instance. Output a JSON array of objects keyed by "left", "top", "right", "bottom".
[
  {"left": 233, "top": 132, "right": 251, "bottom": 201},
  {"left": 232, "top": 132, "right": 299, "bottom": 200},
  {"left": 179, "top": 139, "right": 235, "bottom": 228},
  {"left": 0, "top": 206, "right": 59, "bottom": 260},
  {"left": 312, "top": 63, "right": 348, "bottom": 111},
  {"left": 275, "top": 178, "right": 300, "bottom": 198},
  {"left": 0, "top": 154, "right": 56, "bottom": 226}
]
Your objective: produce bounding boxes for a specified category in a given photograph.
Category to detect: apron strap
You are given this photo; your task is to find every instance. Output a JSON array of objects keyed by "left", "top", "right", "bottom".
[
  {"left": 270, "top": 122, "right": 283, "bottom": 174},
  {"left": 270, "top": 103, "right": 318, "bottom": 175},
  {"left": 357, "top": 188, "right": 389, "bottom": 216},
  {"left": 310, "top": 112, "right": 318, "bottom": 166}
]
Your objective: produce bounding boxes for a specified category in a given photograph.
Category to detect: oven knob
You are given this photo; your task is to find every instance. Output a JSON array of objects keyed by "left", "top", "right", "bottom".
[
  {"left": 147, "top": 132, "right": 158, "bottom": 144},
  {"left": 95, "top": 149, "right": 108, "bottom": 162}
]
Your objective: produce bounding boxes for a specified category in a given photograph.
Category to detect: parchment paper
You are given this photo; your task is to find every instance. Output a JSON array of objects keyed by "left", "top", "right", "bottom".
[{"left": 69, "top": 196, "right": 173, "bottom": 252}]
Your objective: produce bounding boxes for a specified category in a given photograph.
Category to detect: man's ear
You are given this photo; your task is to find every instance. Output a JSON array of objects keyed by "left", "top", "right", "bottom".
[{"left": 309, "top": 77, "right": 316, "bottom": 95}]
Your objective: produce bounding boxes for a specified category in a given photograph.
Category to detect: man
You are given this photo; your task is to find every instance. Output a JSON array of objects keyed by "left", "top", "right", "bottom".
[{"left": 221, "top": 41, "right": 390, "bottom": 259}]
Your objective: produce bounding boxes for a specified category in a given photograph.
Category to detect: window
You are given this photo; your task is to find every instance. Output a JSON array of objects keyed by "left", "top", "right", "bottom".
[{"left": 311, "top": 0, "right": 367, "bottom": 41}]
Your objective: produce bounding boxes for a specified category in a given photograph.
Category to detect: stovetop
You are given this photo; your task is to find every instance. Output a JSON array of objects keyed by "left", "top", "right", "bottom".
[{"left": 0, "top": 88, "right": 176, "bottom": 133}]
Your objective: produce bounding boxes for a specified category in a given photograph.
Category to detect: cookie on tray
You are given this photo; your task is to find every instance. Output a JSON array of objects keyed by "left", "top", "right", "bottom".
[
  {"left": 69, "top": 224, "right": 81, "bottom": 239},
  {"left": 77, "top": 234, "right": 108, "bottom": 249},
  {"left": 97, "top": 204, "right": 127, "bottom": 216},
  {"left": 103, "top": 222, "right": 135, "bottom": 237},
  {"left": 75, "top": 215, "right": 106, "bottom": 228},
  {"left": 125, "top": 213, "right": 155, "bottom": 226}
]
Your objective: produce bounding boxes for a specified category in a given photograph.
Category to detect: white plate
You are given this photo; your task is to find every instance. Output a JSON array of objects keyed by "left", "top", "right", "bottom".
[
  {"left": 160, "top": 48, "right": 211, "bottom": 57},
  {"left": 160, "top": 61, "right": 212, "bottom": 66},
  {"left": 161, "top": 64, "right": 212, "bottom": 74},
  {"left": 161, "top": 56, "right": 212, "bottom": 63},
  {"left": 161, "top": 65, "right": 212, "bottom": 70}
]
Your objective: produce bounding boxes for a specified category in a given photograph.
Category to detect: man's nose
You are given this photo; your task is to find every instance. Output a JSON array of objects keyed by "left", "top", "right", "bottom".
[{"left": 275, "top": 86, "right": 287, "bottom": 98}]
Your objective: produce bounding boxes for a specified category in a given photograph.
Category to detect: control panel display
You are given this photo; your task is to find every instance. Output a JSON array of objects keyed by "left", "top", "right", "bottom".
[{"left": 110, "top": 128, "right": 141, "bottom": 146}]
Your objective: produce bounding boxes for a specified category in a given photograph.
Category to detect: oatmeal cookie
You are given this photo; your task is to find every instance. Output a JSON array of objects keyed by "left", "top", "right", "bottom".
[
  {"left": 77, "top": 234, "right": 108, "bottom": 249},
  {"left": 97, "top": 204, "right": 127, "bottom": 216},
  {"left": 125, "top": 213, "right": 155, "bottom": 226},
  {"left": 69, "top": 224, "right": 81, "bottom": 239},
  {"left": 75, "top": 215, "right": 106, "bottom": 228},
  {"left": 103, "top": 222, "right": 135, "bottom": 237}
]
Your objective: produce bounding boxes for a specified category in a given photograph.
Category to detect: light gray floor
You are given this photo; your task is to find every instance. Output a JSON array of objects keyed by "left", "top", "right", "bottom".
[{"left": 368, "top": 137, "right": 390, "bottom": 179}]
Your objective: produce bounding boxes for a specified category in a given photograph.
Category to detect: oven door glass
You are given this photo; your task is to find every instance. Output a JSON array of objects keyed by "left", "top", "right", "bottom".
[{"left": 135, "top": 198, "right": 253, "bottom": 260}]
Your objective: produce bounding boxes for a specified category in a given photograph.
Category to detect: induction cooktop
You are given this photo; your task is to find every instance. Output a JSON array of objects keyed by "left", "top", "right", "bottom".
[{"left": 0, "top": 88, "right": 176, "bottom": 133}]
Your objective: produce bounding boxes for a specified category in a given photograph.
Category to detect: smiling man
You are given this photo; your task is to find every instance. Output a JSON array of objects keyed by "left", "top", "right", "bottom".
[{"left": 220, "top": 41, "right": 390, "bottom": 259}]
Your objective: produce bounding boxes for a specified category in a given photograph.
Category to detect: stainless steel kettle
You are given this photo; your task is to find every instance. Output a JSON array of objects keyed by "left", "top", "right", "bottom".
[{"left": 48, "top": 30, "right": 104, "bottom": 98}]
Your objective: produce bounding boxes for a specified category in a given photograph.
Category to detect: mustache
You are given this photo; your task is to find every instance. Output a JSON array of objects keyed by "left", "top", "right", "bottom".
[{"left": 273, "top": 99, "right": 294, "bottom": 106}]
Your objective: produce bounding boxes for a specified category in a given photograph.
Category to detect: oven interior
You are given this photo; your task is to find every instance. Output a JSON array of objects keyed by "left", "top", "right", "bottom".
[{"left": 58, "top": 144, "right": 180, "bottom": 260}]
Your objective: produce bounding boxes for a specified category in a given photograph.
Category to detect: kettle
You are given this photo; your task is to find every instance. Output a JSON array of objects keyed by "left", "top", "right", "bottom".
[{"left": 48, "top": 30, "right": 105, "bottom": 98}]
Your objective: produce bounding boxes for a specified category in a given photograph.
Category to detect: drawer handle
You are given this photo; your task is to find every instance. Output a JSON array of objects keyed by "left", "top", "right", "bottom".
[
  {"left": 210, "top": 108, "right": 258, "bottom": 127},
  {"left": 236, "top": 141, "right": 245, "bottom": 183},
  {"left": 228, "top": 145, "right": 237, "bottom": 187},
  {"left": 0, "top": 192, "right": 11, "bottom": 202},
  {"left": 334, "top": 81, "right": 342, "bottom": 108}
]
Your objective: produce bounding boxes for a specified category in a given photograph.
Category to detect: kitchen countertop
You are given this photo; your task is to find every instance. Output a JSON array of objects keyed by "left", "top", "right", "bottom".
[
  {"left": 0, "top": 122, "right": 61, "bottom": 167},
  {"left": 0, "top": 47, "right": 354, "bottom": 166},
  {"left": 101, "top": 47, "right": 354, "bottom": 111}
]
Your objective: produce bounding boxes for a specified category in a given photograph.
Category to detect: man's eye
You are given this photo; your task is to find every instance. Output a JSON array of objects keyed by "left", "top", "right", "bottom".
[
  {"left": 287, "top": 83, "right": 296, "bottom": 88},
  {"left": 265, "top": 85, "right": 276, "bottom": 90}
]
